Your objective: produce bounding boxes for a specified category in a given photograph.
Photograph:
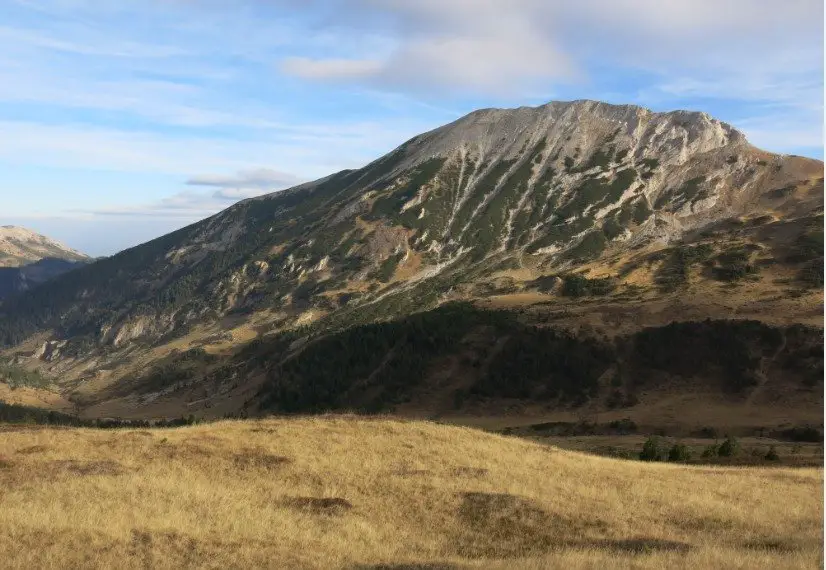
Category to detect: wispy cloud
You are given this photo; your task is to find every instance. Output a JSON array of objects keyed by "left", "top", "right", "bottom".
[
  {"left": 0, "top": 0, "right": 821, "bottom": 255},
  {"left": 274, "top": 0, "right": 822, "bottom": 152},
  {"left": 68, "top": 189, "right": 258, "bottom": 219},
  {"left": 187, "top": 168, "right": 305, "bottom": 198}
]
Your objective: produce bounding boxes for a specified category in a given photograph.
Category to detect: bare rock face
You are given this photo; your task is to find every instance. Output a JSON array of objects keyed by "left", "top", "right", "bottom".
[
  {"left": 100, "top": 314, "right": 178, "bottom": 347},
  {"left": 395, "top": 101, "right": 742, "bottom": 173}
]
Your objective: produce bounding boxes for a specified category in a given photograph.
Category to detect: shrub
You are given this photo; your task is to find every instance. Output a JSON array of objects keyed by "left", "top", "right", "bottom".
[
  {"left": 698, "top": 426, "right": 718, "bottom": 439},
  {"left": 639, "top": 436, "right": 663, "bottom": 461},
  {"left": 608, "top": 418, "right": 637, "bottom": 434},
  {"left": 779, "top": 426, "right": 822, "bottom": 443},
  {"left": 561, "top": 274, "right": 615, "bottom": 297},
  {"left": 718, "top": 436, "right": 740, "bottom": 457},
  {"left": 701, "top": 444, "right": 719, "bottom": 458},
  {"left": 452, "top": 389, "right": 466, "bottom": 410},
  {"left": 667, "top": 443, "right": 692, "bottom": 462},
  {"left": 606, "top": 389, "right": 624, "bottom": 409},
  {"left": 712, "top": 247, "right": 757, "bottom": 282},
  {"left": 765, "top": 446, "right": 780, "bottom": 461},
  {"left": 623, "top": 393, "right": 640, "bottom": 407}
]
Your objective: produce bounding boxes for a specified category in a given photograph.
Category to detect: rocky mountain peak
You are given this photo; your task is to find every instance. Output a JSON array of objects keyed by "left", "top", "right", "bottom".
[{"left": 389, "top": 100, "right": 747, "bottom": 180}]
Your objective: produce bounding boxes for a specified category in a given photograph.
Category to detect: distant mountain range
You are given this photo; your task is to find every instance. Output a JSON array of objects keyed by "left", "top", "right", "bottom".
[
  {"left": 0, "top": 226, "right": 90, "bottom": 299},
  {"left": 0, "top": 226, "right": 87, "bottom": 267},
  {"left": 0, "top": 100, "right": 821, "bottom": 430}
]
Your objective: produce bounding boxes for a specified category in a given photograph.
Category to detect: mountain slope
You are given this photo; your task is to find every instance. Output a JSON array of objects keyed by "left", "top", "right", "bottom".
[
  {"left": 0, "top": 227, "right": 90, "bottom": 300},
  {"left": 0, "top": 226, "right": 87, "bottom": 267},
  {"left": 0, "top": 258, "right": 89, "bottom": 299},
  {"left": 0, "top": 100, "right": 822, "bottom": 422},
  {"left": 0, "top": 417, "right": 821, "bottom": 569}
]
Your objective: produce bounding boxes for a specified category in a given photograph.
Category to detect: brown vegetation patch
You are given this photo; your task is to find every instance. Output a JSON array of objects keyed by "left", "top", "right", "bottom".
[
  {"left": 16, "top": 445, "right": 49, "bottom": 454},
  {"left": 50, "top": 459, "right": 125, "bottom": 476},
  {"left": 231, "top": 449, "right": 290, "bottom": 471},
  {"left": 743, "top": 538, "right": 803, "bottom": 553},
  {"left": 454, "top": 491, "right": 614, "bottom": 558},
  {"left": 353, "top": 562, "right": 460, "bottom": 570},
  {"left": 284, "top": 496, "right": 354, "bottom": 515},
  {"left": 122, "top": 431, "right": 154, "bottom": 438},
  {"left": 454, "top": 492, "right": 556, "bottom": 557},
  {"left": 670, "top": 514, "right": 737, "bottom": 533},
  {"left": 150, "top": 442, "right": 212, "bottom": 461},
  {"left": 392, "top": 463, "right": 429, "bottom": 477},
  {"left": 583, "top": 537, "right": 691, "bottom": 553},
  {"left": 451, "top": 466, "right": 488, "bottom": 478},
  {"left": 129, "top": 529, "right": 201, "bottom": 568}
]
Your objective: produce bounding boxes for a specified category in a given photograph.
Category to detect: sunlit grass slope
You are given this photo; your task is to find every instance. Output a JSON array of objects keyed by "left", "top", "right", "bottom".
[{"left": 0, "top": 416, "right": 821, "bottom": 569}]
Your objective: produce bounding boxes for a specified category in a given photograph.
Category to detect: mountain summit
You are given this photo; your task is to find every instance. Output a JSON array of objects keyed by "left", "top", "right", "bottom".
[{"left": 0, "top": 100, "right": 821, "bottom": 421}]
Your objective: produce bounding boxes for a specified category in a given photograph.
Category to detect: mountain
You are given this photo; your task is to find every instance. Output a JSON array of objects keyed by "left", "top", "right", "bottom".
[
  {"left": 0, "top": 226, "right": 87, "bottom": 267},
  {"left": 0, "top": 100, "right": 822, "bottom": 428},
  {"left": 0, "top": 227, "right": 90, "bottom": 300},
  {"left": 0, "top": 257, "right": 89, "bottom": 299}
]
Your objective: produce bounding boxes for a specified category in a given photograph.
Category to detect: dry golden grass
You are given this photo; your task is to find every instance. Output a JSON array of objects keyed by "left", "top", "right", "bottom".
[{"left": 0, "top": 417, "right": 821, "bottom": 570}]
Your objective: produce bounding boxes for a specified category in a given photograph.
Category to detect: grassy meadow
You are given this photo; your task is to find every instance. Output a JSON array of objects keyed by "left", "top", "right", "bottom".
[{"left": 0, "top": 416, "right": 822, "bottom": 569}]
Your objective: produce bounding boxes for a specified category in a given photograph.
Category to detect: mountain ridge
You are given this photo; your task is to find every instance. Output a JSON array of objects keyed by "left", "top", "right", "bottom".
[
  {"left": 0, "top": 99, "right": 821, "bottom": 422},
  {"left": 0, "top": 226, "right": 90, "bottom": 300},
  {"left": 0, "top": 225, "right": 88, "bottom": 267}
]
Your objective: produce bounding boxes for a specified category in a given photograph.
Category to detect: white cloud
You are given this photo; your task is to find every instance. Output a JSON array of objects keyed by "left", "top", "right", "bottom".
[
  {"left": 187, "top": 168, "right": 304, "bottom": 190},
  {"left": 278, "top": 0, "right": 822, "bottom": 100},
  {"left": 274, "top": 0, "right": 822, "bottom": 152},
  {"left": 61, "top": 186, "right": 285, "bottom": 221},
  {"left": 279, "top": 0, "right": 577, "bottom": 93}
]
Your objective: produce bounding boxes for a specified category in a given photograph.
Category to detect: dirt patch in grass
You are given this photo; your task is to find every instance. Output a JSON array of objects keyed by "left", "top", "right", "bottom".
[
  {"left": 284, "top": 496, "right": 354, "bottom": 515},
  {"left": 454, "top": 491, "right": 606, "bottom": 557}
]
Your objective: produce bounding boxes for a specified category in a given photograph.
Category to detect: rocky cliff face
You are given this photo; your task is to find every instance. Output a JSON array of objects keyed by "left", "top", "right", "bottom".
[{"left": 0, "top": 100, "right": 821, "bottom": 355}]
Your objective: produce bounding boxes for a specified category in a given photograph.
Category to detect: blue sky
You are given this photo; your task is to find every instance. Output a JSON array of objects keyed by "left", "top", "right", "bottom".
[{"left": 2, "top": 0, "right": 823, "bottom": 256}]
